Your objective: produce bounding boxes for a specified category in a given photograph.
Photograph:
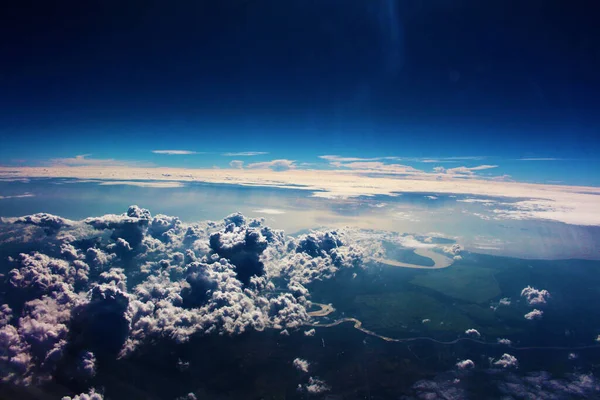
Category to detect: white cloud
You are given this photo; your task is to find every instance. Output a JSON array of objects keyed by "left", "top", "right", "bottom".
[
  {"left": 61, "top": 388, "right": 103, "bottom": 400},
  {"left": 0, "top": 206, "right": 370, "bottom": 388},
  {"left": 253, "top": 209, "right": 286, "bottom": 215},
  {"left": 443, "top": 165, "right": 499, "bottom": 175},
  {"left": 319, "top": 155, "right": 398, "bottom": 162},
  {"left": 518, "top": 158, "right": 563, "bottom": 161},
  {"left": 521, "top": 286, "right": 551, "bottom": 306},
  {"left": 247, "top": 159, "right": 296, "bottom": 171},
  {"left": 50, "top": 155, "right": 147, "bottom": 167},
  {"left": 2, "top": 165, "right": 600, "bottom": 226},
  {"left": 524, "top": 309, "right": 543, "bottom": 320},
  {"left": 456, "top": 359, "right": 475, "bottom": 369},
  {"left": 330, "top": 161, "right": 421, "bottom": 175},
  {"left": 222, "top": 152, "right": 268, "bottom": 156},
  {"left": 499, "top": 298, "right": 511, "bottom": 306},
  {"left": 152, "top": 150, "right": 200, "bottom": 155},
  {"left": 298, "top": 377, "right": 329, "bottom": 394},
  {"left": 304, "top": 328, "right": 316, "bottom": 337},
  {"left": 493, "top": 353, "right": 518, "bottom": 369},
  {"left": 293, "top": 358, "right": 310, "bottom": 373},
  {"left": 0, "top": 192, "right": 35, "bottom": 200},
  {"left": 497, "top": 338, "right": 512, "bottom": 345},
  {"left": 457, "top": 198, "right": 496, "bottom": 204},
  {"left": 98, "top": 181, "right": 185, "bottom": 188},
  {"left": 229, "top": 160, "right": 244, "bottom": 169},
  {"left": 465, "top": 328, "right": 481, "bottom": 338}
]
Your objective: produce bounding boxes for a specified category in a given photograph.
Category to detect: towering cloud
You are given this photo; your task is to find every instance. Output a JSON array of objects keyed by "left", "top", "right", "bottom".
[{"left": 521, "top": 286, "right": 551, "bottom": 306}]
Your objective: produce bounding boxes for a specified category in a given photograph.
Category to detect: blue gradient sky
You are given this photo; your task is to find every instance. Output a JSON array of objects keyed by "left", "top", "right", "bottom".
[{"left": 1, "top": 1, "right": 599, "bottom": 184}]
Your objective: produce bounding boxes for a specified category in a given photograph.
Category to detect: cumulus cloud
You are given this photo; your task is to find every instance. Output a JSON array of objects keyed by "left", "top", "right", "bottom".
[
  {"left": 61, "top": 388, "right": 103, "bottom": 400},
  {"left": 524, "top": 309, "right": 543, "bottom": 320},
  {"left": 456, "top": 359, "right": 475, "bottom": 369},
  {"left": 465, "top": 328, "right": 481, "bottom": 338},
  {"left": 493, "top": 353, "right": 519, "bottom": 369},
  {"left": 521, "top": 286, "right": 551, "bottom": 306},
  {"left": 304, "top": 329, "right": 316, "bottom": 337},
  {"left": 246, "top": 159, "right": 296, "bottom": 171},
  {"left": 497, "top": 338, "right": 512, "bottom": 345},
  {"left": 293, "top": 357, "right": 310, "bottom": 373},
  {"left": 229, "top": 160, "right": 244, "bottom": 169},
  {"left": 442, "top": 244, "right": 463, "bottom": 256},
  {"left": 0, "top": 206, "right": 375, "bottom": 394},
  {"left": 13, "top": 213, "right": 72, "bottom": 233},
  {"left": 297, "top": 377, "right": 329, "bottom": 394},
  {"left": 499, "top": 297, "right": 511, "bottom": 306}
]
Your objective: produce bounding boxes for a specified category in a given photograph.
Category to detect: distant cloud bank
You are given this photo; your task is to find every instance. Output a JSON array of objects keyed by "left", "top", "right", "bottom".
[{"left": 152, "top": 150, "right": 200, "bottom": 155}]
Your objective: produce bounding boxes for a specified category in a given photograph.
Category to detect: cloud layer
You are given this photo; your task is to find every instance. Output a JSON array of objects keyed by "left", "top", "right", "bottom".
[
  {"left": 0, "top": 206, "right": 363, "bottom": 393},
  {"left": 2, "top": 165, "right": 598, "bottom": 226}
]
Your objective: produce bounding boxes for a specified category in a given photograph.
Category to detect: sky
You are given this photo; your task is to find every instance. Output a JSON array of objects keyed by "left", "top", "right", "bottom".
[{"left": 1, "top": 0, "right": 599, "bottom": 184}]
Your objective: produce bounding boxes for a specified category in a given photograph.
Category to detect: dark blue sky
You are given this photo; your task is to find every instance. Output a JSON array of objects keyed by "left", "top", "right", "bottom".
[{"left": 1, "top": 0, "right": 599, "bottom": 165}]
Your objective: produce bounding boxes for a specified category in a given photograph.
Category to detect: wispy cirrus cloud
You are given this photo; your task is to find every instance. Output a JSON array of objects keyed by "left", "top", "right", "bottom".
[
  {"left": 222, "top": 151, "right": 269, "bottom": 156},
  {"left": 0, "top": 192, "right": 35, "bottom": 200},
  {"left": 434, "top": 165, "right": 498, "bottom": 175},
  {"left": 152, "top": 150, "right": 201, "bottom": 155},
  {"left": 518, "top": 157, "right": 564, "bottom": 161},
  {"left": 319, "top": 155, "right": 399, "bottom": 162},
  {"left": 418, "top": 156, "right": 486, "bottom": 163}
]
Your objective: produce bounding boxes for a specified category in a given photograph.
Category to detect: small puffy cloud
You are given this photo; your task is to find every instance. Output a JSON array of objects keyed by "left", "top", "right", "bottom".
[
  {"left": 293, "top": 358, "right": 310, "bottom": 373},
  {"left": 304, "top": 328, "right": 316, "bottom": 337},
  {"left": 152, "top": 150, "right": 200, "bottom": 155},
  {"left": 222, "top": 152, "right": 268, "bottom": 156},
  {"left": 524, "top": 309, "right": 544, "bottom": 320},
  {"left": 298, "top": 377, "right": 329, "bottom": 394},
  {"left": 456, "top": 359, "right": 475, "bottom": 369},
  {"left": 521, "top": 286, "right": 551, "bottom": 306},
  {"left": 493, "top": 353, "right": 518, "bottom": 369},
  {"left": 61, "top": 388, "right": 103, "bottom": 400},
  {"left": 78, "top": 351, "right": 97, "bottom": 378},
  {"left": 246, "top": 159, "right": 296, "bottom": 171},
  {"left": 497, "top": 338, "right": 512, "bottom": 345},
  {"left": 499, "top": 298, "right": 511, "bottom": 306},
  {"left": 229, "top": 160, "right": 244, "bottom": 169},
  {"left": 422, "top": 318, "right": 430, "bottom": 324},
  {"left": 443, "top": 244, "right": 463, "bottom": 256},
  {"left": 465, "top": 328, "right": 481, "bottom": 338}
]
